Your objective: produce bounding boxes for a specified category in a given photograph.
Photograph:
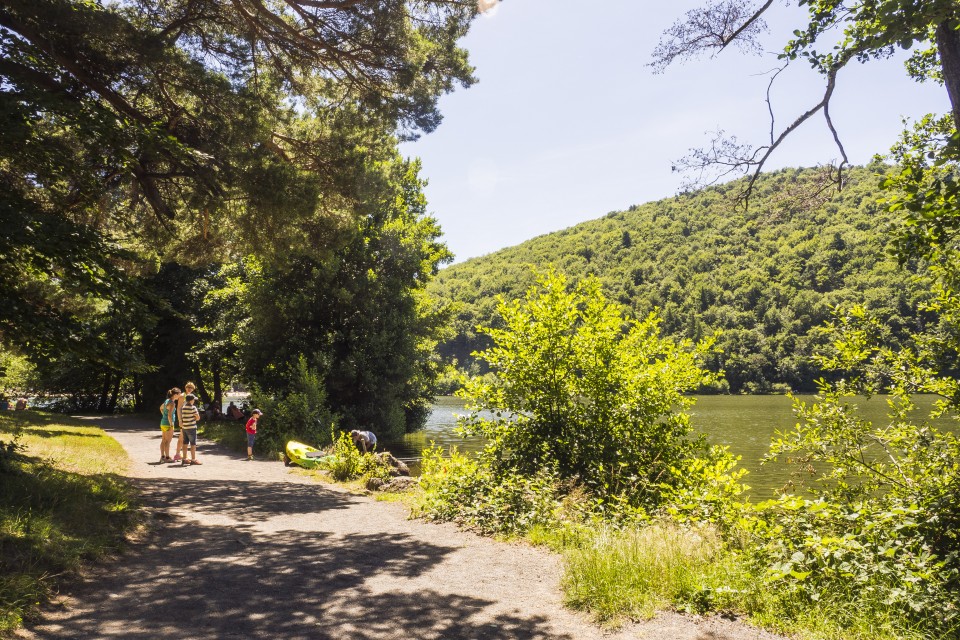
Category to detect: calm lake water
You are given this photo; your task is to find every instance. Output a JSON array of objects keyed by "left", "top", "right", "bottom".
[{"left": 383, "top": 395, "right": 958, "bottom": 498}]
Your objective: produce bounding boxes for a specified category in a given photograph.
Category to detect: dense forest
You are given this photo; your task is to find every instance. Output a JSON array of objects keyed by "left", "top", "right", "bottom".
[
  {"left": 0, "top": 0, "right": 481, "bottom": 443},
  {"left": 430, "top": 165, "right": 937, "bottom": 393}
]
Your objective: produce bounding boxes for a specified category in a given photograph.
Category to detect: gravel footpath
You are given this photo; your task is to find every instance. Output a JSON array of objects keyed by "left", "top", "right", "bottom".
[{"left": 17, "top": 415, "right": 787, "bottom": 640}]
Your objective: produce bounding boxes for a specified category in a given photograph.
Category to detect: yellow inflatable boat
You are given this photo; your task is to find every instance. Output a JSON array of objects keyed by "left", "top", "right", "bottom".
[{"left": 284, "top": 441, "right": 337, "bottom": 469}]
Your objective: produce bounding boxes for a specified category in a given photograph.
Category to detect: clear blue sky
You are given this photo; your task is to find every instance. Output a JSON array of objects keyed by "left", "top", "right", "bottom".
[{"left": 399, "top": 1, "right": 950, "bottom": 264}]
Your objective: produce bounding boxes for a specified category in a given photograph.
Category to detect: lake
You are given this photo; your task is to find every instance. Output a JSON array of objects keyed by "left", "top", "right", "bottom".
[{"left": 383, "top": 395, "right": 958, "bottom": 498}]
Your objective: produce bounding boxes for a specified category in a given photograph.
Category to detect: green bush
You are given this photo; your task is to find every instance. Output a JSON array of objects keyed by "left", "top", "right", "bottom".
[
  {"left": 250, "top": 355, "right": 338, "bottom": 453},
  {"left": 740, "top": 496, "right": 958, "bottom": 638},
  {"left": 729, "top": 305, "right": 960, "bottom": 638},
  {"left": 414, "top": 444, "right": 565, "bottom": 536},
  {"left": 325, "top": 431, "right": 392, "bottom": 483},
  {"left": 416, "top": 269, "right": 730, "bottom": 536},
  {"left": 663, "top": 445, "right": 750, "bottom": 532},
  {"left": 457, "top": 269, "right": 719, "bottom": 511}
]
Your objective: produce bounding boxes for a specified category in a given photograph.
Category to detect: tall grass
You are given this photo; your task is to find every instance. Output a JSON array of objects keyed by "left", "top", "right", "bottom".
[
  {"left": 558, "top": 519, "right": 939, "bottom": 640},
  {"left": 0, "top": 411, "right": 137, "bottom": 632},
  {"left": 561, "top": 521, "right": 755, "bottom": 625}
]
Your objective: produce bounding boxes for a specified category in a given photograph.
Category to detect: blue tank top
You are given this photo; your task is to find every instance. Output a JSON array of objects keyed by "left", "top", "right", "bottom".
[{"left": 160, "top": 399, "right": 175, "bottom": 426}]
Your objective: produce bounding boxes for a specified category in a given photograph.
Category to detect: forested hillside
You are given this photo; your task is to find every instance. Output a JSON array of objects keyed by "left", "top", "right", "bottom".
[{"left": 429, "top": 166, "right": 936, "bottom": 393}]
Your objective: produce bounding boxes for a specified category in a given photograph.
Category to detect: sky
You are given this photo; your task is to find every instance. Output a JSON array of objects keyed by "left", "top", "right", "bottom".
[{"left": 398, "top": 1, "right": 952, "bottom": 264}]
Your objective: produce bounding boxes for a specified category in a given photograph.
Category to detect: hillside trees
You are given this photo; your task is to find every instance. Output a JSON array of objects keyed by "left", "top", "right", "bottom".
[
  {"left": 0, "top": 0, "right": 478, "bottom": 412},
  {"left": 429, "top": 167, "right": 934, "bottom": 393}
]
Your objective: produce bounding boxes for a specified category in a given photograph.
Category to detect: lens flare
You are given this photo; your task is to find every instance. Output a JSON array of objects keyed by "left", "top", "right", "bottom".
[{"left": 477, "top": 0, "right": 499, "bottom": 15}]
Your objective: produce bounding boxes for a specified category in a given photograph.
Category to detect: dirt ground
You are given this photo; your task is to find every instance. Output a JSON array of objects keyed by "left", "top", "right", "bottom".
[{"left": 16, "top": 415, "right": 788, "bottom": 640}]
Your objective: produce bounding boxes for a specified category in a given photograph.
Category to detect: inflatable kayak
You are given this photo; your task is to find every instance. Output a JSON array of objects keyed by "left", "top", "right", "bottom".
[{"left": 284, "top": 440, "right": 337, "bottom": 469}]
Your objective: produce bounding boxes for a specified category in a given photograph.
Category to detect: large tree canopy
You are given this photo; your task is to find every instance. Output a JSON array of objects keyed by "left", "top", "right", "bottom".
[{"left": 0, "top": 0, "right": 478, "bottom": 362}]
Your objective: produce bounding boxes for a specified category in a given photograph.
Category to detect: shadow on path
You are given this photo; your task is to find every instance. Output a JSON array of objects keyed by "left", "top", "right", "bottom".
[
  {"left": 140, "top": 477, "right": 358, "bottom": 521},
  {"left": 25, "top": 485, "right": 573, "bottom": 640},
  {"left": 20, "top": 417, "right": 578, "bottom": 640}
]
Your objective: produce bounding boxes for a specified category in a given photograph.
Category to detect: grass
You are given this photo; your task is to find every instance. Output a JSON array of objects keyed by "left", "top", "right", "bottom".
[
  {"left": 558, "top": 521, "right": 756, "bottom": 626},
  {"left": 551, "top": 518, "right": 941, "bottom": 640},
  {"left": 0, "top": 411, "right": 137, "bottom": 632}
]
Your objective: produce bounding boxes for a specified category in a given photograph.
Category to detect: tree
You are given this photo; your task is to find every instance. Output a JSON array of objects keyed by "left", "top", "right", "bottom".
[
  {"left": 1, "top": 0, "right": 481, "bottom": 412},
  {"left": 0, "top": 0, "right": 479, "bottom": 363},
  {"left": 241, "top": 156, "right": 452, "bottom": 440},
  {"left": 654, "top": 4, "right": 960, "bottom": 631},
  {"left": 459, "top": 269, "right": 718, "bottom": 508}
]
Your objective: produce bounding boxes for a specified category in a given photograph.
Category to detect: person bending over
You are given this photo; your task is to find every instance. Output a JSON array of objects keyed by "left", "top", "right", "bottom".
[{"left": 350, "top": 429, "right": 377, "bottom": 453}]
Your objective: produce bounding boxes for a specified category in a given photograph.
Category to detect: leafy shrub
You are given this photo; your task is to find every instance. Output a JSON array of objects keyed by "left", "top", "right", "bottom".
[
  {"left": 325, "top": 431, "right": 362, "bottom": 481},
  {"left": 325, "top": 431, "right": 392, "bottom": 483},
  {"left": 414, "top": 444, "right": 565, "bottom": 536},
  {"left": 744, "top": 496, "right": 960, "bottom": 638},
  {"left": 663, "top": 445, "right": 749, "bottom": 532},
  {"left": 250, "top": 355, "right": 338, "bottom": 453},
  {"left": 736, "top": 305, "right": 960, "bottom": 638},
  {"left": 458, "top": 269, "right": 719, "bottom": 511}
]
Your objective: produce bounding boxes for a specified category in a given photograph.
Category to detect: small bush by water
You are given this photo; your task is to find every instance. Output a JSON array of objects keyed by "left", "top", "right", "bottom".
[
  {"left": 325, "top": 431, "right": 393, "bottom": 482},
  {"left": 0, "top": 411, "right": 137, "bottom": 632}
]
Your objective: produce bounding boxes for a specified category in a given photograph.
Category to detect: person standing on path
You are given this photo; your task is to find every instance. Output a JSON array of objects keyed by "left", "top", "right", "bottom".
[
  {"left": 173, "top": 381, "right": 196, "bottom": 462},
  {"left": 179, "top": 393, "right": 202, "bottom": 466},
  {"left": 244, "top": 409, "right": 262, "bottom": 461},
  {"left": 159, "top": 387, "right": 181, "bottom": 463}
]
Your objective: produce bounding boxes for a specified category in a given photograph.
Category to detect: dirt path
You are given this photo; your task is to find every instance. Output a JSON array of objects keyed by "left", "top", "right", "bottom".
[{"left": 17, "top": 416, "right": 786, "bottom": 640}]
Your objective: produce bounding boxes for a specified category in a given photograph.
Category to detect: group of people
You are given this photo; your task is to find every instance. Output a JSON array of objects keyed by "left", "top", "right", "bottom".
[
  {"left": 157, "top": 382, "right": 379, "bottom": 466},
  {"left": 159, "top": 381, "right": 263, "bottom": 465},
  {"left": 0, "top": 396, "right": 28, "bottom": 411}
]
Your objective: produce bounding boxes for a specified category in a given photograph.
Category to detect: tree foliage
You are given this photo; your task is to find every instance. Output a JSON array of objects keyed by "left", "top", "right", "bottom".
[
  {"left": 458, "top": 269, "right": 717, "bottom": 509},
  {"left": 430, "top": 166, "right": 936, "bottom": 393},
  {"left": 0, "top": 0, "right": 477, "bottom": 416},
  {"left": 241, "top": 156, "right": 452, "bottom": 439},
  {"left": 644, "top": 3, "right": 960, "bottom": 635}
]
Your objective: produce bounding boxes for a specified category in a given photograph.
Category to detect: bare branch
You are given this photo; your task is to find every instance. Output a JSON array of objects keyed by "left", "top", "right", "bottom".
[
  {"left": 763, "top": 64, "right": 788, "bottom": 145},
  {"left": 650, "top": 0, "right": 773, "bottom": 73},
  {"left": 675, "top": 62, "right": 850, "bottom": 207}
]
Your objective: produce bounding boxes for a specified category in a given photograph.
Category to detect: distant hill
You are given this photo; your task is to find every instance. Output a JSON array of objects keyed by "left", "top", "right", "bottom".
[{"left": 428, "top": 166, "right": 936, "bottom": 393}]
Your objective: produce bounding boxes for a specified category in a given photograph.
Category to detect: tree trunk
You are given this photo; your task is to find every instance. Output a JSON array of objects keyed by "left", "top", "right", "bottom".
[
  {"left": 937, "top": 21, "right": 960, "bottom": 132},
  {"left": 107, "top": 374, "right": 122, "bottom": 412},
  {"left": 192, "top": 365, "right": 211, "bottom": 405},
  {"left": 98, "top": 372, "right": 111, "bottom": 412},
  {"left": 213, "top": 364, "right": 222, "bottom": 410}
]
